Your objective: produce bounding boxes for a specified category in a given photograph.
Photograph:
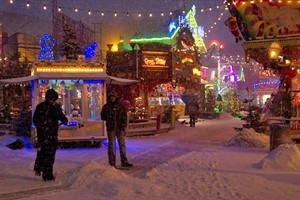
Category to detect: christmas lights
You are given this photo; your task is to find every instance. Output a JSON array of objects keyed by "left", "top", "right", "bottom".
[
  {"left": 38, "top": 34, "right": 55, "bottom": 61},
  {"left": 5, "top": 1, "right": 225, "bottom": 17}
]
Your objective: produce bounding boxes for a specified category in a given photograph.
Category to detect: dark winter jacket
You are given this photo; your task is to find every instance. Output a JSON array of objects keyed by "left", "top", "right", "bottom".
[
  {"left": 33, "top": 99, "right": 68, "bottom": 140},
  {"left": 101, "top": 99, "right": 127, "bottom": 132},
  {"left": 186, "top": 101, "right": 199, "bottom": 116}
]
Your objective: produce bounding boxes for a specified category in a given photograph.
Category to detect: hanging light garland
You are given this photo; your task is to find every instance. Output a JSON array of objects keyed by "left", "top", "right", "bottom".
[
  {"left": 202, "top": 53, "right": 262, "bottom": 72},
  {"left": 204, "top": 12, "right": 225, "bottom": 37},
  {"left": 5, "top": 0, "right": 230, "bottom": 41},
  {"left": 6, "top": 0, "right": 225, "bottom": 18}
]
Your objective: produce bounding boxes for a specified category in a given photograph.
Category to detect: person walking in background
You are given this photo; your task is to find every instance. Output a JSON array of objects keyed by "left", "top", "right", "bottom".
[
  {"left": 186, "top": 98, "right": 199, "bottom": 127},
  {"left": 101, "top": 90, "right": 133, "bottom": 168},
  {"left": 33, "top": 89, "right": 68, "bottom": 181}
]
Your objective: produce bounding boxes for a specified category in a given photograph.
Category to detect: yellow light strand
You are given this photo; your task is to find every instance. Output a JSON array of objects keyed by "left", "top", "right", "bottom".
[{"left": 5, "top": 1, "right": 225, "bottom": 17}]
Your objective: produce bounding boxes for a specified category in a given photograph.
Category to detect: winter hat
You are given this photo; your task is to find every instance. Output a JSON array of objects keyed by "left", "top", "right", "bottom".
[
  {"left": 108, "top": 90, "right": 118, "bottom": 98},
  {"left": 45, "top": 89, "right": 58, "bottom": 101}
]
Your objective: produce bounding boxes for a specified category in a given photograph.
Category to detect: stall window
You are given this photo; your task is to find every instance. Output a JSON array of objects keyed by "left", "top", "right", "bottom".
[
  {"left": 85, "top": 81, "right": 104, "bottom": 120},
  {"left": 69, "top": 89, "right": 83, "bottom": 118},
  {"left": 38, "top": 79, "right": 83, "bottom": 117}
]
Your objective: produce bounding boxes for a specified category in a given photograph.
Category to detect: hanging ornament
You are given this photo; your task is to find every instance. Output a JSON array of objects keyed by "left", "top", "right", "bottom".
[{"left": 225, "top": 16, "right": 242, "bottom": 43}]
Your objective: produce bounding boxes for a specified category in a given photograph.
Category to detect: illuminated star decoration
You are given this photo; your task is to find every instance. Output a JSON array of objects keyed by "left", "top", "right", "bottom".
[
  {"left": 38, "top": 33, "right": 55, "bottom": 60},
  {"left": 84, "top": 42, "right": 98, "bottom": 59}
]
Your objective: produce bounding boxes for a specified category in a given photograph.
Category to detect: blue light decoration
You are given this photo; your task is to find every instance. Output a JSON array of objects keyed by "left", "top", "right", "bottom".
[
  {"left": 84, "top": 42, "right": 98, "bottom": 60},
  {"left": 178, "top": 15, "right": 194, "bottom": 34},
  {"left": 38, "top": 33, "right": 55, "bottom": 60},
  {"left": 168, "top": 21, "right": 177, "bottom": 34},
  {"left": 253, "top": 81, "right": 280, "bottom": 91},
  {"left": 197, "top": 26, "right": 205, "bottom": 38},
  {"left": 68, "top": 121, "right": 78, "bottom": 127}
]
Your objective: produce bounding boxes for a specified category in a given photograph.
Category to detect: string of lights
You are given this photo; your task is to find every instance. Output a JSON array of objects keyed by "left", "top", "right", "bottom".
[
  {"left": 224, "top": 0, "right": 300, "bottom": 4},
  {"left": 5, "top": 0, "right": 229, "bottom": 40},
  {"left": 6, "top": 0, "right": 227, "bottom": 18},
  {"left": 202, "top": 53, "right": 262, "bottom": 72},
  {"left": 205, "top": 12, "right": 225, "bottom": 37}
]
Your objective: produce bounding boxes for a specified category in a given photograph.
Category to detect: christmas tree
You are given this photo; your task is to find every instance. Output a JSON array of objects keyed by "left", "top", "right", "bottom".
[
  {"left": 240, "top": 97, "right": 265, "bottom": 133},
  {"left": 61, "top": 15, "right": 81, "bottom": 60},
  {"left": 206, "top": 90, "right": 215, "bottom": 112}
]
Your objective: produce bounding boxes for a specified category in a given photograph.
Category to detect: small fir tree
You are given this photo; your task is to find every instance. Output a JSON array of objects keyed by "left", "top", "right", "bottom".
[
  {"left": 206, "top": 90, "right": 216, "bottom": 112},
  {"left": 61, "top": 15, "right": 81, "bottom": 60},
  {"left": 240, "top": 97, "right": 265, "bottom": 133}
]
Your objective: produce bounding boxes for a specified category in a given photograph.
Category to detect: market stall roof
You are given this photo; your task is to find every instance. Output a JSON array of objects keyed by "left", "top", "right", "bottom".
[
  {"left": 0, "top": 75, "right": 38, "bottom": 83},
  {"left": 130, "top": 5, "right": 206, "bottom": 53},
  {"left": 0, "top": 75, "right": 138, "bottom": 86},
  {"left": 107, "top": 76, "right": 139, "bottom": 85}
]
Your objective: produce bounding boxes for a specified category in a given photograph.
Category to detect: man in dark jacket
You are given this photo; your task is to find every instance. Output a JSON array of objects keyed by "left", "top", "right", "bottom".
[
  {"left": 101, "top": 90, "right": 132, "bottom": 168},
  {"left": 186, "top": 99, "right": 199, "bottom": 127},
  {"left": 33, "top": 89, "right": 68, "bottom": 181}
]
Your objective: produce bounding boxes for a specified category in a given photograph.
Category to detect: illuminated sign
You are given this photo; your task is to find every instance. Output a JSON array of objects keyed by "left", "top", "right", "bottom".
[
  {"left": 234, "top": 1, "right": 300, "bottom": 39},
  {"left": 209, "top": 40, "right": 220, "bottom": 48},
  {"left": 291, "top": 120, "right": 300, "bottom": 129},
  {"left": 144, "top": 57, "right": 166, "bottom": 66},
  {"left": 259, "top": 70, "right": 272, "bottom": 78},
  {"left": 142, "top": 51, "right": 168, "bottom": 67}
]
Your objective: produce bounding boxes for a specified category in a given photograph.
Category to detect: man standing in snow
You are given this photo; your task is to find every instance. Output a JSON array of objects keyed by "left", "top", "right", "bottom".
[
  {"left": 33, "top": 89, "right": 68, "bottom": 181},
  {"left": 186, "top": 99, "right": 199, "bottom": 127},
  {"left": 101, "top": 90, "right": 133, "bottom": 168}
]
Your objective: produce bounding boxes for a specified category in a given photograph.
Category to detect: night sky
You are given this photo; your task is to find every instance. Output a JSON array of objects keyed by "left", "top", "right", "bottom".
[{"left": 0, "top": 0, "right": 244, "bottom": 56}]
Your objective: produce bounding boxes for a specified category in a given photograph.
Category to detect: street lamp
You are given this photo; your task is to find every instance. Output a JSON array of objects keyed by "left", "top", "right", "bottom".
[{"left": 268, "top": 41, "right": 281, "bottom": 60}]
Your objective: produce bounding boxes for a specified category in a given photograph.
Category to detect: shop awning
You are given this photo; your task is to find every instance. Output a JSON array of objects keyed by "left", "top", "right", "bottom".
[
  {"left": 0, "top": 75, "right": 138, "bottom": 86},
  {"left": 107, "top": 76, "right": 139, "bottom": 85},
  {"left": 0, "top": 75, "right": 38, "bottom": 83}
]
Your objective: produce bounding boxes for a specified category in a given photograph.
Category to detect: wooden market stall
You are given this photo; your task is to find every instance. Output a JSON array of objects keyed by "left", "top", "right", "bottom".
[{"left": 0, "top": 61, "right": 138, "bottom": 143}]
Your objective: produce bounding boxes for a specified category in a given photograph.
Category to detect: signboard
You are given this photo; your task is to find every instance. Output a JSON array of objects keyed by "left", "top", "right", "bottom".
[
  {"left": 291, "top": 121, "right": 300, "bottom": 130},
  {"left": 233, "top": 1, "right": 300, "bottom": 39},
  {"left": 259, "top": 70, "right": 272, "bottom": 78},
  {"left": 142, "top": 52, "right": 168, "bottom": 67}
]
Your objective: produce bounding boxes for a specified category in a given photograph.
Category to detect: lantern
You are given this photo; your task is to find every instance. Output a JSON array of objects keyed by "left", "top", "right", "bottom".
[{"left": 268, "top": 42, "right": 281, "bottom": 60}]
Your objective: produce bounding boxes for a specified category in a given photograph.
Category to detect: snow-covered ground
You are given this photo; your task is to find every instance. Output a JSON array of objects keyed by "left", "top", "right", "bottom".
[{"left": 0, "top": 113, "right": 299, "bottom": 200}]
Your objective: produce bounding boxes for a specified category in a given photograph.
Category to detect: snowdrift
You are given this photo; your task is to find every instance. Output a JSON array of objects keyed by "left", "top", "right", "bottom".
[
  {"left": 225, "top": 128, "right": 269, "bottom": 148},
  {"left": 257, "top": 144, "right": 300, "bottom": 172}
]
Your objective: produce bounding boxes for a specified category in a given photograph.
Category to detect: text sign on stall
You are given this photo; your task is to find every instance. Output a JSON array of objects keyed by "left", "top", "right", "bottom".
[
  {"left": 144, "top": 57, "right": 166, "bottom": 66},
  {"left": 291, "top": 121, "right": 300, "bottom": 130},
  {"left": 142, "top": 52, "right": 168, "bottom": 67}
]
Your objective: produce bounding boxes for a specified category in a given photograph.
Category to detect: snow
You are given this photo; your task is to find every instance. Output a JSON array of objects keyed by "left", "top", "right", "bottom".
[
  {"left": 0, "top": 113, "right": 299, "bottom": 200},
  {"left": 257, "top": 144, "right": 300, "bottom": 172},
  {"left": 225, "top": 128, "right": 269, "bottom": 148}
]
